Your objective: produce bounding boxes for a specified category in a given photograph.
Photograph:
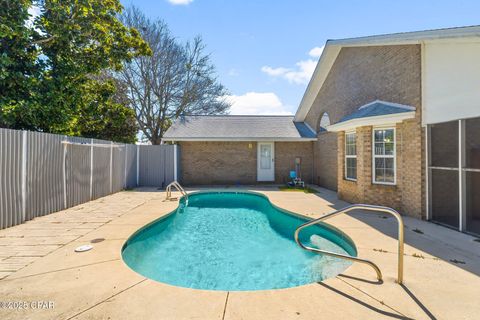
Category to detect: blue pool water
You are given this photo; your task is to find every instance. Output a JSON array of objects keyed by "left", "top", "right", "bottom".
[{"left": 122, "top": 191, "right": 356, "bottom": 291}]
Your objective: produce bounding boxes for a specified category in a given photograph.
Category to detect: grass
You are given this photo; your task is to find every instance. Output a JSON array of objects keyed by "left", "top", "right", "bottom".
[{"left": 278, "top": 186, "right": 318, "bottom": 193}]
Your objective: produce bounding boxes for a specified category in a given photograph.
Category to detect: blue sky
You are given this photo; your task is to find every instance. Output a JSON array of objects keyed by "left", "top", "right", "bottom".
[{"left": 121, "top": 0, "right": 480, "bottom": 115}]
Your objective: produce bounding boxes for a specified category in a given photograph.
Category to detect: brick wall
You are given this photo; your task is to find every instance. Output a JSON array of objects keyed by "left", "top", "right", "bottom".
[
  {"left": 275, "top": 142, "right": 313, "bottom": 184},
  {"left": 179, "top": 141, "right": 313, "bottom": 185},
  {"left": 314, "top": 132, "right": 337, "bottom": 190},
  {"left": 337, "top": 117, "right": 424, "bottom": 218},
  {"left": 305, "top": 45, "right": 425, "bottom": 218}
]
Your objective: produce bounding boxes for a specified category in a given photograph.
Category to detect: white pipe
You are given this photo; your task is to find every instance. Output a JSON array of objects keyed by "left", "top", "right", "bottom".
[
  {"left": 62, "top": 138, "right": 67, "bottom": 208},
  {"left": 90, "top": 138, "right": 93, "bottom": 200},
  {"left": 109, "top": 142, "right": 113, "bottom": 194},
  {"left": 21, "top": 131, "right": 27, "bottom": 222},
  {"left": 60, "top": 141, "right": 124, "bottom": 148}
]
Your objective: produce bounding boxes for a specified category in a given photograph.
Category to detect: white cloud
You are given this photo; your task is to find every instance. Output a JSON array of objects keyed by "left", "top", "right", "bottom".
[
  {"left": 261, "top": 46, "right": 323, "bottom": 85},
  {"left": 308, "top": 46, "right": 325, "bottom": 58},
  {"left": 261, "top": 66, "right": 290, "bottom": 77},
  {"left": 26, "top": 5, "right": 41, "bottom": 28},
  {"left": 167, "top": 0, "right": 193, "bottom": 5},
  {"left": 225, "top": 92, "right": 293, "bottom": 115}
]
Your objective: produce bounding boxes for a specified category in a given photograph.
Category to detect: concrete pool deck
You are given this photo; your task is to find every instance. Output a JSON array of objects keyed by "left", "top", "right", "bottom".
[{"left": 0, "top": 186, "right": 479, "bottom": 319}]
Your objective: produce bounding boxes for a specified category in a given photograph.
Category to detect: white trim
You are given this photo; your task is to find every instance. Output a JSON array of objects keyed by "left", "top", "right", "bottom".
[
  {"left": 173, "top": 144, "right": 178, "bottom": 181},
  {"left": 136, "top": 145, "right": 140, "bottom": 186},
  {"left": 163, "top": 137, "right": 317, "bottom": 142},
  {"left": 328, "top": 26, "right": 480, "bottom": 47},
  {"left": 358, "top": 100, "right": 416, "bottom": 111},
  {"left": 294, "top": 45, "right": 342, "bottom": 121},
  {"left": 344, "top": 131, "right": 357, "bottom": 181},
  {"left": 109, "top": 141, "right": 113, "bottom": 194},
  {"left": 459, "top": 119, "right": 466, "bottom": 231},
  {"left": 60, "top": 141, "right": 125, "bottom": 148},
  {"left": 124, "top": 144, "right": 127, "bottom": 189},
  {"left": 62, "top": 138, "right": 67, "bottom": 208},
  {"left": 21, "top": 131, "right": 27, "bottom": 222},
  {"left": 327, "top": 111, "right": 415, "bottom": 132},
  {"left": 425, "top": 126, "right": 431, "bottom": 220},
  {"left": 257, "top": 142, "right": 275, "bottom": 182},
  {"left": 372, "top": 127, "right": 397, "bottom": 185},
  {"left": 90, "top": 139, "right": 93, "bottom": 200}
]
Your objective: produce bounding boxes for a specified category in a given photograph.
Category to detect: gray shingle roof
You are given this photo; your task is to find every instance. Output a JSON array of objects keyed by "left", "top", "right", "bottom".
[
  {"left": 163, "top": 115, "right": 316, "bottom": 141},
  {"left": 338, "top": 101, "right": 415, "bottom": 123}
]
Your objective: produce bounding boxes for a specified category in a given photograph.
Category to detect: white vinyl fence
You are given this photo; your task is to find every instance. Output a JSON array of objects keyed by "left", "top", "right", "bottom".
[{"left": 0, "top": 128, "right": 179, "bottom": 229}]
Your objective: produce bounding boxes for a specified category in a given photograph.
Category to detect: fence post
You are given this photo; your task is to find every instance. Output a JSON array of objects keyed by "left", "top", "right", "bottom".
[
  {"left": 109, "top": 141, "right": 113, "bottom": 194},
  {"left": 124, "top": 144, "right": 127, "bottom": 189},
  {"left": 62, "top": 137, "right": 67, "bottom": 208},
  {"left": 90, "top": 138, "right": 93, "bottom": 200},
  {"left": 21, "top": 131, "right": 27, "bottom": 222},
  {"left": 136, "top": 144, "right": 140, "bottom": 187},
  {"left": 173, "top": 144, "right": 178, "bottom": 182}
]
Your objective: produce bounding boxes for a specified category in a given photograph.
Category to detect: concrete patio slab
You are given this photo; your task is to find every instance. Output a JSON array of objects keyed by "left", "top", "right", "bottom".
[{"left": 0, "top": 186, "right": 479, "bottom": 320}]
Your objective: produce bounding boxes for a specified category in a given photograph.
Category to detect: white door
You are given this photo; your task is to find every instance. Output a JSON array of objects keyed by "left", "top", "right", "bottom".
[{"left": 257, "top": 142, "right": 274, "bottom": 181}]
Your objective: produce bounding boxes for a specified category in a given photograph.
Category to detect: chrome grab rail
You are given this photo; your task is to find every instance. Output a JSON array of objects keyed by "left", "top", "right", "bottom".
[
  {"left": 165, "top": 181, "right": 188, "bottom": 203},
  {"left": 294, "top": 204, "right": 404, "bottom": 284}
]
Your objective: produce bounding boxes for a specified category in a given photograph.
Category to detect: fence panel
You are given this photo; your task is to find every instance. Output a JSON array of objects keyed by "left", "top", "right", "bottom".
[
  {"left": 91, "top": 140, "right": 111, "bottom": 200},
  {"left": 25, "top": 131, "right": 64, "bottom": 220},
  {"left": 0, "top": 128, "right": 24, "bottom": 229},
  {"left": 125, "top": 144, "right": 137, "bottom": 188},
  {"left": 0, "top": 128, "right": 179, "bottom": 229},
  {"left": 138, "top": 145, "right": 176, "bottom": 187},
  {"left": 65, "top": 137, "right": 92, "bottom": 208},
  {"left": 112, "top": 143, "right": 127, "bottom": 193}
]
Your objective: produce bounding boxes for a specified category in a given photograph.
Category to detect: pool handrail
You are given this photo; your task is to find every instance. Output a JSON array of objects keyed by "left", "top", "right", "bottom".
[
  {"left": 294, "top": 204, "right": 404, "bottom": 284},
  {"left": 165, "top": 181, "right": 188, "bottom": 204}
]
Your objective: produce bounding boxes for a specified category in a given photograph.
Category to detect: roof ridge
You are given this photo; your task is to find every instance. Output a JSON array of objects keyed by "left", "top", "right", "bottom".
[
  {"left": 329, "top": 24, "right": 480, "bottom": 43},
  {"left": 181, "top": 114, "right": 294, "bottom": 117}
]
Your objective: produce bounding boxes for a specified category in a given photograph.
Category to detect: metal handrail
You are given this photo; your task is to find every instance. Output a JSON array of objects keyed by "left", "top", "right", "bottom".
[
  {"left": 165, "top": 181, "right": 188, "bottom": 203},
  {"left": 294, "top": 204, "right": 404, "bottom": 284}
]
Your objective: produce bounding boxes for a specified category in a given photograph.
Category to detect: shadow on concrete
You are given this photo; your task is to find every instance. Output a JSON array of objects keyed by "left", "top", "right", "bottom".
[
  {"left": 309, "top": 186, "right": 480, "bottom": 277},
  {"left": 317, "top": 282, "right": 412, "bottom": 319},
  {"left": 337, "top": 274, "right": 383, "bottom": 285},
  {"left": 400, "top": 284, "right": 437, "bottom": 320}
]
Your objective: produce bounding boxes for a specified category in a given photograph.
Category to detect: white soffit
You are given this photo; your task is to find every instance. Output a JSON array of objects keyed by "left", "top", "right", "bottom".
[{"left": 326, "top": 112, "right": 416, "bottom": 132}]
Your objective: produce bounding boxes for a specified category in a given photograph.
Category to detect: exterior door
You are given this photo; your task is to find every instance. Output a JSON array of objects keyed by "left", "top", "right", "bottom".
[{"left": 257, "top": 142, "right": 274, "bottom": 181}]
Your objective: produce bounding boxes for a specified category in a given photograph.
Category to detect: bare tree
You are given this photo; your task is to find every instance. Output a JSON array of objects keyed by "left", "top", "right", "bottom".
[{"left": 118, "top": 6, "right": 230, "bottom": 144}]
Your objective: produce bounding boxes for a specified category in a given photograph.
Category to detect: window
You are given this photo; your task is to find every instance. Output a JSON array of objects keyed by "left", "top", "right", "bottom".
[
  {"left": 318, "top": 112, "right": 331, "bottom": 133},
  {"left": 373, "top": 128, "right": 395, "bottom": 184},
  {"left": 345, "top": 132, "right": 357, "bottom": 180}
]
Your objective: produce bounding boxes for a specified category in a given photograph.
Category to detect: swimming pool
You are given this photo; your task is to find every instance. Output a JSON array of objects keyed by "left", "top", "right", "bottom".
[{"left": 122, "top": 191, "right": 356, "bottom": 291}]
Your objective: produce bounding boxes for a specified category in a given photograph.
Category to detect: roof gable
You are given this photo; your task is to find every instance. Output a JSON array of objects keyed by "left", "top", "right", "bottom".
[
  {"left": 327, "top": 100, "right": 416, "bottom": 132},
  {"left": 294, "top": 25, "right": 480, "bottom": 122}
]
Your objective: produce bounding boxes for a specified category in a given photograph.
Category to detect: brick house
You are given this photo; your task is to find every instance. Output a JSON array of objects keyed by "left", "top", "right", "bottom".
[{"left": 164, "top": 26, "right": 480, "bottom": 235}]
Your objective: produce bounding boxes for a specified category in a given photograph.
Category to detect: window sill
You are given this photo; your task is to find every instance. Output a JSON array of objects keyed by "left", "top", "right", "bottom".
[
  {"left": 372, "top": 181, "right": 396, "bottom": 187},
  {"left": 344, "top": 178, "right": 357, "bottom": 183}
]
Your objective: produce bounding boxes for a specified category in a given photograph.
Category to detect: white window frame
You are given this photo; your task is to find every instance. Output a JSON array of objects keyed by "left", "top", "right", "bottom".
[
  {"left": 345, "top": 131, "right": 357, "bottom": 181},
  {"left": 372, "top": 127, "right": 396, "bottom": 185}
]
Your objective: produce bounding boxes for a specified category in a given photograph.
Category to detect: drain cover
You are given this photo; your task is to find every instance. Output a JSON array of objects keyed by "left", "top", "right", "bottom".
[
  {"left": 90, "top": 238, "right": 105, "bottom": 243},
  {"left": 75, "top": 244, "right": 93, "bottom": 252}
]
